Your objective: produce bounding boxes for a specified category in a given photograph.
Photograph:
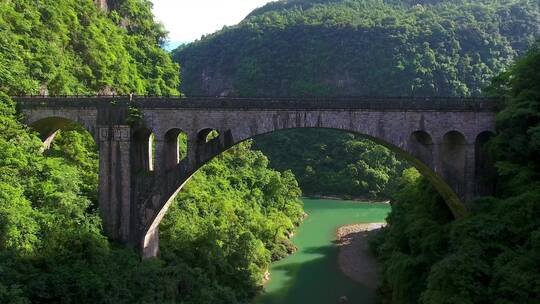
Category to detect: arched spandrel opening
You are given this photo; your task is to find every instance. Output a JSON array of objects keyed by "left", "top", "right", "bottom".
[
  {"left": 164, "top": 129, "right": 188, "bottom": 170},
  {"left": 475, "top": 131, "right": 496, "bottom": 196},
  {"left": 442, "top": 131, "right": 467, "bottom": 196},
  {"left": 133, "top": 128, "right": 155, "bottom": 173},
  {"left": 149, "top": 134, "right": 155, "bottom": 171},
  {"left": 198, "top": 128, "right": 220, "bottom": 143},
  {"left": 408, "top": 130, "right": 434, "bottom": 167}
]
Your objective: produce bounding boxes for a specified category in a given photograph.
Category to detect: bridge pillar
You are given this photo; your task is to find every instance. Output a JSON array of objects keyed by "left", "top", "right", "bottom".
[
  {"left": 98, "top": 125, "right": 137, "bottom": 246},
  {"left": 186, "top": 132, "right": 199, "bottom": 170}
]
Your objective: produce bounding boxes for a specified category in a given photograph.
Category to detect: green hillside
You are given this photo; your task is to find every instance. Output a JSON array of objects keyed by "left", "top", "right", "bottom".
[
  {"left": 174, "top": 0, "right": 540, "bottom": 199},
  {"left": 175, "top": 0, "right": 539, "bottom": 97},
  {"left": 0, "top": 0, "right": 179, "bottom": 95},
  {"left": 370, "top": 42, "right": 540, "bottom": 304}
]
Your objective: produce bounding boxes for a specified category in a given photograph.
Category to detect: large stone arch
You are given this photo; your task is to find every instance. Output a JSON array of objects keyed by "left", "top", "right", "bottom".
[{"left": 141, "top": 126, "right": 470, "bottom": 257}]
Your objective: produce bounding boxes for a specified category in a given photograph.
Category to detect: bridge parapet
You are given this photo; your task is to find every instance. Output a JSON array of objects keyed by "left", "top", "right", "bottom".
[{"left": 13, "top": 96, "right": 503, "bottom": 111}]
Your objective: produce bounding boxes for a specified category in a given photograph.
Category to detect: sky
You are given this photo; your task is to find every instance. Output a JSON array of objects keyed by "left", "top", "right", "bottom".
[{"left": 151, "top": 0, "right": 273, "bottom": 49}]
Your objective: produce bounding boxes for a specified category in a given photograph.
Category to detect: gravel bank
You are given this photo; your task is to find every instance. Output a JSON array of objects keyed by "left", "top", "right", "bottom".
[{"left": 336, "top": 223, "right": 386, "bottom": 290}]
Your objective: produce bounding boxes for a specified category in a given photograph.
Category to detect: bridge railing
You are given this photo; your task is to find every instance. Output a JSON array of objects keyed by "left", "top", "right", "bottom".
[{"left": 12, "top": 95, "right": 503, "bottom": 111}]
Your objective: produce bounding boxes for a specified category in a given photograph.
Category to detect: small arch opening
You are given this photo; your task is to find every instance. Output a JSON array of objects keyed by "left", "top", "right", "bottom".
[
  {"left": 133, "top": 128, "right": 155, "bottom": 172},
  {"left": 475, "top": 131, "right": 496, "bottom": 196},
  {"left": 408, "top": 130, "right": 434, "bottom": 167},
  {"left": 164, "top": 129, "right": 188, "bottom": 170},
  {"left": 198, "top": 128, "right": 220, "bottom": 143},
  {"left": 30, "top": 117, "right": 87, "bottom": 144},
  {"left": 442, "top": 131, "right": 467, "bottom": 196},
  {"left": 149, "top": 133, "right": 155, "bottom": 171},
  {"left": 411, "top": 130, "right": 433, "bottom": 146}
]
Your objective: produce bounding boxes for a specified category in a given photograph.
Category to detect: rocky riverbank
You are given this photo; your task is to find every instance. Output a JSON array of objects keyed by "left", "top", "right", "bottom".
[{"left": 336, "top": 223, "right": 386, "bottom": 290}]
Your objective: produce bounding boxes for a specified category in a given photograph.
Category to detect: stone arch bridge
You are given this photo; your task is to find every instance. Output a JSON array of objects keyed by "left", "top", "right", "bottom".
[{"left": 14, "top": 96, "right": 501, "bottom": 257}]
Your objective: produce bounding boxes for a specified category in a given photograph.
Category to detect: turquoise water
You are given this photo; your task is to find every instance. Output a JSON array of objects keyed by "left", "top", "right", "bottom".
[{"left": 253, "top": 198, "right": 391, "bottom": 304}]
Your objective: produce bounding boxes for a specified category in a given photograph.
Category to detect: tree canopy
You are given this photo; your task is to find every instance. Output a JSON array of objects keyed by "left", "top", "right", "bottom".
[
  {"left": 370, "top": 42, "right": 540, "bottom": 304},
  {"left": 175, "top": 0, "right": 539, "bottom": 97},
  {"left": 0, "top": 0, "right": 179, "bottom": 95}
]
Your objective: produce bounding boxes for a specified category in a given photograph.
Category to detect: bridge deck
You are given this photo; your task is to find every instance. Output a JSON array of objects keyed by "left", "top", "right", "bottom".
[{"left": 13, "top": 96, "right": 502, "bottom": 111}]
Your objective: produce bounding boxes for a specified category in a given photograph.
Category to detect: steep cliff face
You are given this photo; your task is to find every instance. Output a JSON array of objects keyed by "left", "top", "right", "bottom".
[
  {"left": 0, "top": 0, "right": 178, "bottom": 95},
  {"left": 94, "top": 0, "right": 125, "bottom": 12},
  {"left": 94, "top": 0, "right": 109, "bottom": 11},
  {"left": 174, "top": 0, "right": 539, "bottom": 97}
]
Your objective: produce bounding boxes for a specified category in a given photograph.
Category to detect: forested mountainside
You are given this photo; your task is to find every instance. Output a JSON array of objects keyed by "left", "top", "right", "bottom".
[
  {"left": 174, "top": 0, "right": 540, "bottom": 199},
  {"left": 0, "top": 1, "right": 303, "bottom": 303},
  {"left": 0, "top": 0, "right": 179, "bottom": 95},
  {"left": 255, "top": 129, "right": 407, "bottom": 199},
  {"left": 369, "top": 43, "right": 540, "bottom": 303},
  {"left": 176, "top": 0, "right": 539, "bottom": 97}
]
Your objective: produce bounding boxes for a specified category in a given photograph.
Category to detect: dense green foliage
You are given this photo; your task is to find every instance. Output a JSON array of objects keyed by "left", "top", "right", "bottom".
[
  {"left": 0, "top": 92, "right": 130, "bottom": 303},
  {"left": 370, "top": 43, "right": 540, "bottom": 304},
  {"left": 160, "top": 142, "right": 304, "bottom": 301},
  {"left": 254, "top": 129, "right": 406, "bottom": 199},
  {"left": 368, "top": 168, "right": 453, "bottom": 303},
  {"left": 175, "top": 0, "right": 539, "bottom": 199},
  {"left": 176, "top": 0, "right": 539, "bottom": 97},
  {"left": 0, "top": 0, "right": 179, "bottom": 95},
  {"left": 1, "top": 0, "right": 539, "bottom": 302},
  {"left": 0, "top": 108, "right": 302, "bottom": 303},
  {"left": 0, "top": 1, "right": 304, "bottom": 303},
  {"left": 488, "top": 42, "right": 540, "bottom": 196}
]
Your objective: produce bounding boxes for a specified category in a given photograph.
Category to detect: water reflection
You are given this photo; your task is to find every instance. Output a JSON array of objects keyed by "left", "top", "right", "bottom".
[{"left": 254, "top": 199, "right": 390, "bottom": 304}]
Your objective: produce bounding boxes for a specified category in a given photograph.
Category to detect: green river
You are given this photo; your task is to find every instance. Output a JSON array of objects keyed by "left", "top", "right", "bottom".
[{"left": 254, "top": 198, "right": 391, "bottom": 304}]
